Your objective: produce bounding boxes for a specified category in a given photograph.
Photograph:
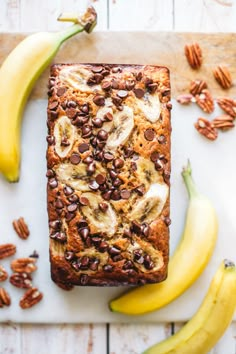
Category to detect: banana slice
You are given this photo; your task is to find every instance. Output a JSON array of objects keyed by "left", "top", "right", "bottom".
[
  {"left": 56, "top": 163, "right": 90, "bottom": 191},
  {"left": 106, "top": 106, "right": 134, "bottom": 150},
  {"left": 59, "top": 66, "right": 101, "bottom": 92},
  {"left": 129, "top": 183, "right": 169, "bottom": 223},
  {"left": 136, "top": 157, "right": 163, "bottom": 189},
  {"left": 80, "top": 192, "right": 118, "bottom": 236},
  {"left": 54, "top": 116, "right": 75, "bottom": 158},
  {"left": 137, "top": 93, "right": 161, "bottom": 123}
]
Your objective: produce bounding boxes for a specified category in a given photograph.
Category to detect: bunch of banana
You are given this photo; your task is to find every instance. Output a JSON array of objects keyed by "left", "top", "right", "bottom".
[
  {"left": 110, "top": 161, "right": 218, "bottom": 314},
  {"left": 0, "top": 7, "right": 97, "bottom": 182},
  {"left": 143, "top": 259, "right": 236, "bottom": 354}
]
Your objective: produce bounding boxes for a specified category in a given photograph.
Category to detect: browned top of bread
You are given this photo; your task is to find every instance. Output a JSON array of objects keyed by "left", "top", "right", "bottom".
[{"left": 46, "top": 63, "right": 171, "bottom": 287}]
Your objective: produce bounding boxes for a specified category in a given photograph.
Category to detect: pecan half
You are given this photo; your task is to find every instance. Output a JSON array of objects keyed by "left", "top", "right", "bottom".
[
  {"left": 213, "top": 65, "right": 232, "bottom": 89},
  {"left": 0, "top": 244, "right": 16, "bottom": 260},
  {"left": 212, "top": 114, "right": 235, "bottom": 130},
  {"left": 0, "top": 265, "right": 8, "bottom": 282},
  {"left": 195, "top": 117, "right": 218, "bottom": 141},
  {"left": 195, "top": 89, "right": 214, "bottom": 113},
  {"left": 184, "top": 43, "right": 202, "bottom": 69},
  {"left": 20, "top": 287, "right": 43, "bottom": 309},
  {"left": 176, "top": 93, "right": 195, "bottom": 105},
  {"left": 216, "top": 97, "right": 236, "bottom": 118},
  {"left": 12, "top": 217, "right": 30, "bottom": 240},
  {"left": 10, "top": 272, "right": 32, "bottom": 289},
  {"left": 11, "top": 258, "right": 37, "bottom": 273},
  {"left": 0, "top": 288, "right": 11, "bottom": 307},
  {"left": 189, "top": 79, "right": 207, "bottom": 96}
]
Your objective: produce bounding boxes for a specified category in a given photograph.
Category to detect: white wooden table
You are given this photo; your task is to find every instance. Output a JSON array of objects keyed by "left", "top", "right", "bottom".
[{"left": 0, "top": 1, "right": 236, "bottom": 353}]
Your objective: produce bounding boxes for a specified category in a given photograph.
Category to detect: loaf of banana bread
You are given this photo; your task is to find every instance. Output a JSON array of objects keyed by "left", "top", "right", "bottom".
[{"left": 46, "top": 63, "right": 171, "bottom": 287}]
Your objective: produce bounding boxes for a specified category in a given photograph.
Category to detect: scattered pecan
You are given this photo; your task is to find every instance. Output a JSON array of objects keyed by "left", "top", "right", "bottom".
[
  {"left": 0, "top": 244, "right": 16, "bottom": 260},
  {"left": 195, "top": 117, "right": 218, "bottom": 141},
  {"left": 184, "top": 43, "right": 202, "bottom": 69},
  {"left": 20, "top": 287, "right": 43, "bottom": 309},
  {"left": 212, "top": 114, "right": 235, "bottom": 130},
  {"left": 216, "top": 97, "right": 236, "bottom": 118},
  {"left": 0, "top": 265, "right": 8, "bottom": 282},
  {"left": 195, "top": 89, "right": 214, "bottom": 113},
  {"left": 12, "top": 217, "right": 30, "bottom": 240},
  {"left": 11, "top": 258, "right": 37, "bottom": 274},
  {"left": 10, "top": 272, "right": 32, "bottom": 289},
  {"left": 213, "top": 65, "right": 232, "bottom": 89},
  {"left": 176, "top": 93, "right": 195, "bottom": 104},
  {"left": 189, "top": 79, "right": 207, "bottom": 96},
  {"left": 0, "top": 288, "right": 11, "bottom": 307}
]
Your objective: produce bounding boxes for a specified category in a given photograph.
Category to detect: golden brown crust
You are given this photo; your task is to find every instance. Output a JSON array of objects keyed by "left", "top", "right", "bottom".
[{"left": 47, "top": 63, "right": 171, "bottom": 286}]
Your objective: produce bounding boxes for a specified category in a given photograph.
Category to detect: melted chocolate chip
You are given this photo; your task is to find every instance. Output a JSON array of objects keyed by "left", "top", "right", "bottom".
[
  {"left": 133, "top": 87, "right": 145, "bottom": 99},
  {"left": 57, "top": 87, "right": 67, "bottom": 96},
  {"left": 79, "top": 196, "right": 89, "bottom": 206},
  {"left": 93, "top": 95, "right": 105, "bottom": 106},
  {"left": 64, "top": 185, "right": 74, "bottom": 196},
  {"left": 144, "top": 128, "right": 155, "bottom": 141},
  {"left": 120, "top": 189, "right": 131, "bottom": 199},
  {"left": 66, "top": 108, "right": 78, "bottom": 119},
  {"left": 70, "top": 153, "right": 81, "bottom": 165}
]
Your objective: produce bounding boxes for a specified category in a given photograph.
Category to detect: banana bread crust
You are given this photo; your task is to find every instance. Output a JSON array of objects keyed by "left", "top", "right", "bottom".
[{"left": 47, "top": 63, "right": 171, "bottom": 287}]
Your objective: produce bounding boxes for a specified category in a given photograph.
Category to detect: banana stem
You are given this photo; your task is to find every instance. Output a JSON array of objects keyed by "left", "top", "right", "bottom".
[
  {"left": 182, "top": 160, "right": 199, "bottom": 199},
  {"left": 56, "top": 23, "right": 85, "bottom": 44}
]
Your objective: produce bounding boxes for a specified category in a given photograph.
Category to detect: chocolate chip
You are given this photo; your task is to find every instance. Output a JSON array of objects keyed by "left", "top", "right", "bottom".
[
  {"left": 81, "top": 103, "right": 89, "bottom": 114},
  {"left": 49, "top": 101, "right": 58, "bottom": 110},
  {"left": 113, "top": 178, "right": 122, "bottom": 187},
  {"left": 78, "top": 143, "right": 89, "bottom": 153},
  {"left": 123, "top": 260, "right": 133, "bottom": 270},
  {"left": 50, "top": 231, "right": 67, "bottom": 243},
  {"left": 65, "top": 212, "right": 75, "bottom": 221},
  {"left": 67, "top": 204, "right": 78, "bottom": 213},
  {"left": 79, "top": 196, "right": 89, "bottom": 206},
  {"left": 126, "top": 80, "right": 135, "bottom": 91},
  {"left": 113, "top": 255, "right": 123, "bottom": 262},
  {"left": 80, "top": 274, "right": 89, "bottom": 285},
  {"left": 103, "top": 152, "right": 114, "bottom": 162},
  {"left": 99, "top": 202, "right": 108, "bottom": 212},
  {"left": 134, "top": 87, "right": 145, "bottom": 99},
  {"left": 70, "top": 153, "right": 81, "bottom": 165},
  {"left": 80, "top": 256, "right": 90, "bottom": 270},
  {"left": 103, "top": 264, "right": 113, "bottom": 272},
  {"left": 68, "top": 194, "right": 79, "bottom": 203},
  {"left": 95, "top": 174, "right": 106, "bottom": 185},
  {"left": 77, "top": 220, "right": 88, "bottom": 229},
  {"left": 93, "top": 73, "right": 103, "bottom": 84},
  {"left": 117, "top": 90, "right": 128, "bottom": 99},
  {"left": 155, "top": 159, "right": 164, "bottom": 171},
  {"left": 103, "top": 112, "right": 113, "bottom": 122},
  {"left": 131, "top": 221, "right": 142, "bottom": 235},
  {"left": 158, "top": 135, "right": 166, "bottom": 144},
  {"left": 99, "top": 241, "right": 108, "bottom": 252},
  {"left": 144, "top": 78, "right": 153, "bottom": 86},
  {"left": 90, "top": 258, "right": 99, "bottom": 271},
  {"left": 101, "top": 81, "right": 112, "bottom": 91},
  {"left": 64, "top": 185, "right": 74, "bottom": 196},
  {"left": 130, "top": 162, "right": 137, "bottom": 171},
  {"left": 123, "top": 147, "right": 134, "bottom": 158},
  {"left": 113, "top": 158, "right": 124, "bottom": 169},
  {"left": 120, "top": 189, "right": 131, "bottom": 199},
  {"left": 164, "top": 216, "right": 171, "bottom": 226},
  {"left": 49, "top": 178, "right": 58, "bottom": 189},
  {"left": 92, "top": 65, "right": 103, "bottom": 73},
  {"left": 50, "top": 111, "right": 58, "bottom": 120},
  {"left": 60, "top": 137, "right": 70, "bottom": 147},
  {"left": 112, "top": 96, "right": 122, "bottom": 107},
  {"left": 109, "top": 169, "right": 118, "bottom": 180},
  {"left": 87, "top": 163, "right": 96, "bottom": 176},
  {"left": 89, "top": 180, "right": 99, "bottom": 191},
  {"left": 67, "top": 100, "right": 77, "bottom": 108},
  {"left": 134, "top": 186, "right": 145, "bottom": 197},
  {"left": 112, "top": 66, "right": 122, "bottom": 73},
  {"left": 93, "top": 94, "right": 105, "bottom": 106},
  {"left": 141, "top": 223, "right": 150, "bottom": 237},
  {"left": 55, "top": 199, "right": 64, "bottom": 209},
  {"left": 92, "top": 117, "right": 103, "bottom": 128},
  {"left": 94, "top": 150, "right": 104, "bottom": 161},
  {"left": 66, "top": 108, "right": 78, "bottom": 119},
  {"left": 102, "top": 68, "right": 110, "bottom": 76},
  {"left": 150, "top": 151, "right": 159, "bottom": 162},
  {"left": 82, "top": 125, "right": 93, "bottom": 138},
  {"left": 57, "top": 87, "right": 67, "bottom": 96},
  {"left": 166, "top": 102, "right": 172, "bottom": 110},
  {"left": 49, "top": 220, "right": 61, "bottom": 230},
  {"left": 64, "top": 251, "right": 75, "bottom": 261},
  {"left": 135, "top": 71, "right": 143, "bottom": 81},
  {"left": 46, "top": 169, "right": 55, "bottom": 178},
  {"left": 71, "top": 260, "right": 80, "bottom": 271},
  {"left": 144, "top": 128, "right": 155, "bottom": 141},
  {"left": 123, "top": 229, "right": 132, "bottom": 238},
  {"left": 144, "top": 255, "right": 154, "bottom": 269},
  {"left": 72, "top": 116, "right": 89, "bottom": 127},
  {"left": 147, "top": 83, "right": 158, "bottom": 93},
  {"left": 133, "top": 250, "right": 144, "bottom": 264},
  {"left": 79, "top": 227, "right": 90, "bottom": 239},
  {"left": 46, "top": 135, "right": 55, "bottom": 145},
  {"left": 111, "top": 190, "right": 121, "bottom": 201},
  {"left": 163, "top": 170, "right": 170, "bottom": 183},
  {"left": 102, "top": 190, "right": 112, "bottom": 201},
  {"left": 91, "top": 236, "right": 101, "bottom": 246},
  {"left": 83, "top": 156, "right": 94, "bottom": 164},
  {"left": 97, "top": 129, "right": 108, "bottom": 141}
]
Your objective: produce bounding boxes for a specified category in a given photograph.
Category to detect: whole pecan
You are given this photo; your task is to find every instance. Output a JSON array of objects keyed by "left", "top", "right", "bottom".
[
  {"left": 0, "top": 288, "right": 11, "bottom": 307},
  {"left": 212, "top": 114, "right": 235, "bottom": 131},
  {"left": 176, "top": 93, "right": 195, "bottom": 105},
  {"left": 195, "top": 89, "right": 214, "bottom": 113},
  {"left": 189, "top": 79, "right": 207, "bottom": 96},
  {"left": 20, "top": 287, "right": 43, "bottom": 309},
  {"left": 0, "top": 265, "right": 8, "bottom": 282},
  {"left": 216, "top": 97, "right": 236, "bottom": 118},
  {"left": 195, "top": 117, "right": 218, "bottom": 141},
  {"left": 11, "top": 258, "right": 37, "bottom": 273},
  {"left": 213, "top": 65, "right": 232, "bottom": 89},
  {"left": 0, "top": 244, "right": 16, "bottom": 260},
  {"left": 184, "top": 43, "right": 202, "bottom": 69},
  {"left": 10, "top": 272, "right": 32, "bottom": 289},
  {"left": 12, "top": 217, "right": 30, "bottom": 240}
]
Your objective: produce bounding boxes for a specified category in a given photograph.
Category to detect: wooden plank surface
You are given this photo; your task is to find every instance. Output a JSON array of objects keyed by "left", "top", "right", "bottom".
[{"left": 0, "top": 0, "right": 235, "bottom": 353}]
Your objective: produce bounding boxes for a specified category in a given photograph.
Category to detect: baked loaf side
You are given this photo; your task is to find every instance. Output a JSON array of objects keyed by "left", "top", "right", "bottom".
[{"left": 46, "top": 63, "right": 171, "bottom": 287}]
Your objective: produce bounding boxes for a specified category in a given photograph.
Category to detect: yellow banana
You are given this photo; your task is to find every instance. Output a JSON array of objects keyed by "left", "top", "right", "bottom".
[
  {"left": 110, "top": 161, "right": 218, "bottom": 314},
  {"left": 143, "top": 259, "right": 236, "bottom": 354},
  {"left": 0, "top": 7, "right": 96, "bottom": 182}
]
